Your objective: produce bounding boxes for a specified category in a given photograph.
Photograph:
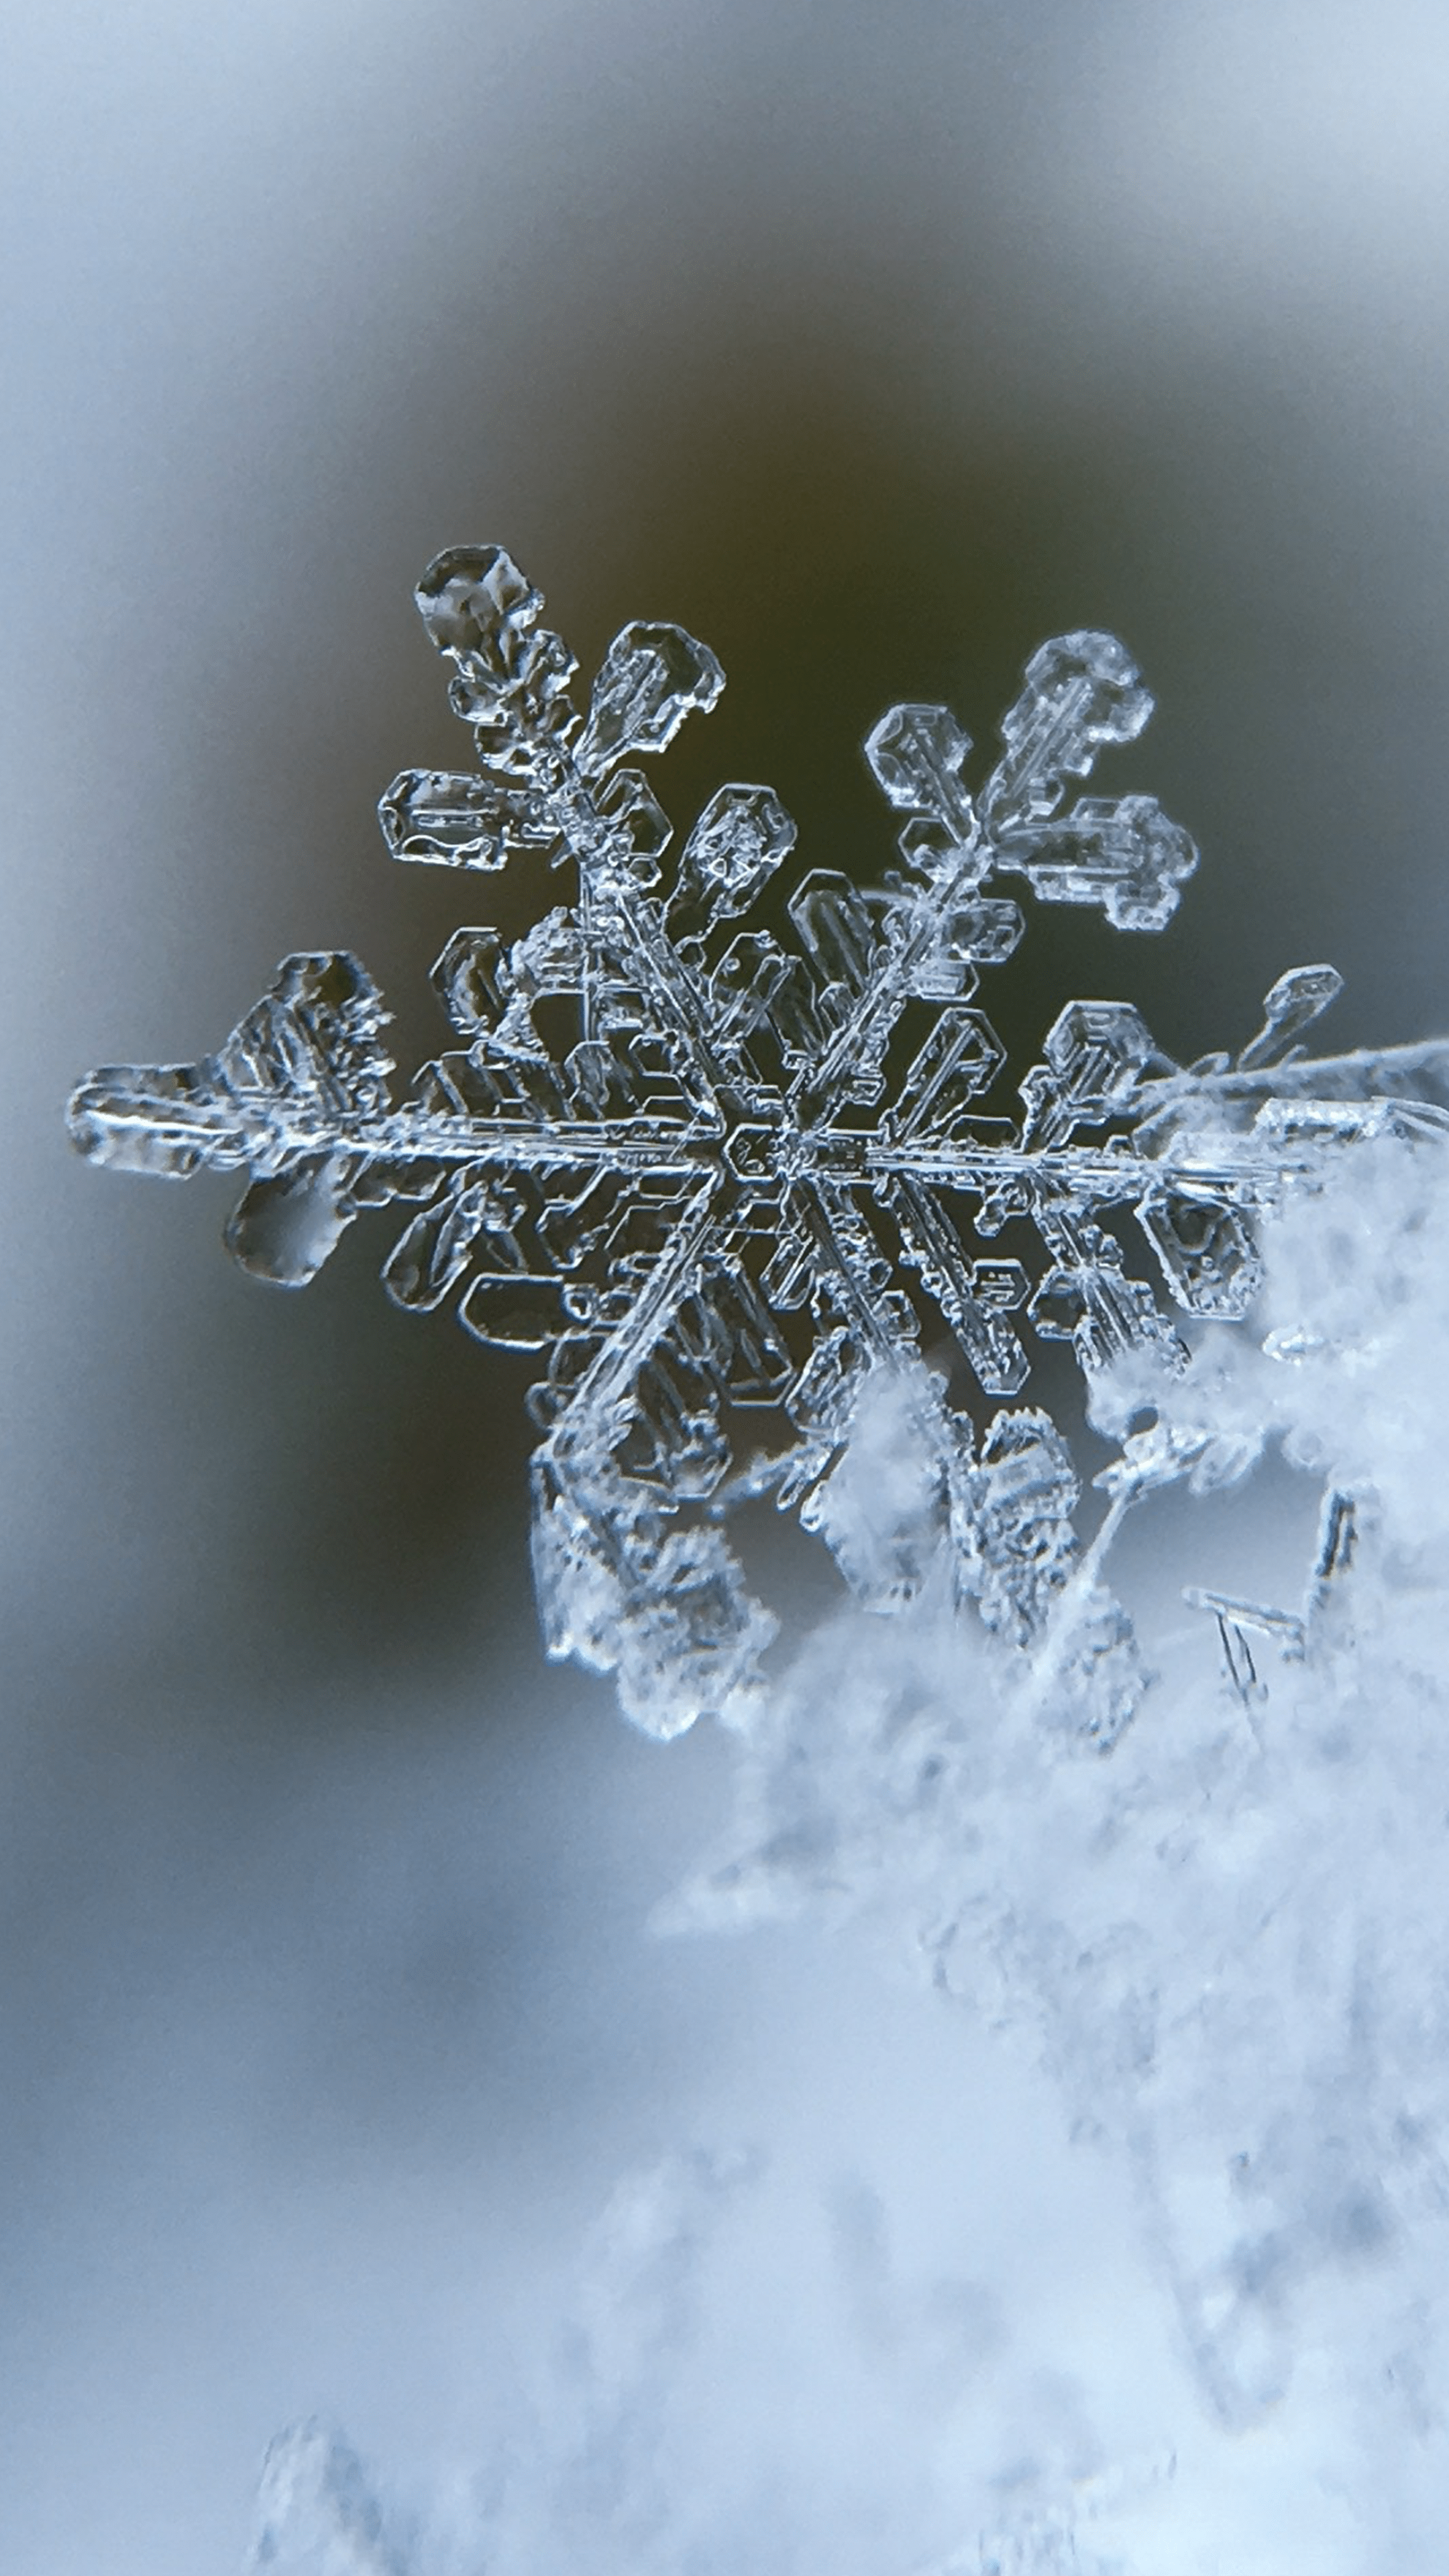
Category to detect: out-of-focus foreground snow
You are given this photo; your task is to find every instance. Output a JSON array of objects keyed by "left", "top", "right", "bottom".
[{"left": 252, "top": 1144, "right": 1449, "bottom": 2569}]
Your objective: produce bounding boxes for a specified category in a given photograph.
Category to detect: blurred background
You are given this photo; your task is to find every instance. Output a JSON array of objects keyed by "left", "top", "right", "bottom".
[{"left": 4, "top": 1, "right": 1449, "bottom": 2565}]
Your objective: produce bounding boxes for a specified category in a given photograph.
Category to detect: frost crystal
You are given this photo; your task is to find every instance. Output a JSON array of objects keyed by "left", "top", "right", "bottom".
[{"left": 67, "top": 547, "right": 1449, "bottom": 1737}]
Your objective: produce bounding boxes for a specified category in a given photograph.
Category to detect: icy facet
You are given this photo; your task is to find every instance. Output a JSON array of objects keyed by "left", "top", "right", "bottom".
[
  {"left": 1137, "top": 1188, "right": 1263, "bottom": 1319},
  {"left": 1238, "top": 962, "right": 1343, "bottom": 1069},
  {"left": 378, "top": 766, "right": 562, "bottom": 869},
  {"left": 981, "top": 629, "right": 1153, "bottom": 830},
  {"left": 575, "top": 621, "right": 725, "bottom": 775},
  {"left": 67, "top": 547, "right": 1449, "bottom": 1739},
  {"left": 415, "top": 542, "right": 579, "bottom": 759},
  {"left": 671, "top": 782, "right": 796, "bottom": 934},
  {"left": 865, "top": 701, "right": 978, "bottom": 879}
]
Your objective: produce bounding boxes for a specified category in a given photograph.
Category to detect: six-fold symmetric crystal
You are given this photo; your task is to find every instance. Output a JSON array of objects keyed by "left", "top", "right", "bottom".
[{"left": 68, "top": 547, "right": 1449, "bottom": 1737}]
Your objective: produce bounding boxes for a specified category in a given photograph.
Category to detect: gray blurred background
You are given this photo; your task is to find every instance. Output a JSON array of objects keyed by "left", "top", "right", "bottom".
[{"left": 4, "top": 1, "right": 1449, "bottom": 2565}]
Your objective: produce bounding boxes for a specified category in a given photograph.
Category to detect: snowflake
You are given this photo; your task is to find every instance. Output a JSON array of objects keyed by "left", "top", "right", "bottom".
[{"left": 67, "top": 547, "right": 1449, "bottom": 1737}]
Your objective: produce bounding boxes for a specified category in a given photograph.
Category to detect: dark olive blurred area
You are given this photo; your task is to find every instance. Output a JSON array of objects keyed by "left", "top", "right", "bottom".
[{"left": 5, "top": 2, "right": 1449, "bottom": 2567}]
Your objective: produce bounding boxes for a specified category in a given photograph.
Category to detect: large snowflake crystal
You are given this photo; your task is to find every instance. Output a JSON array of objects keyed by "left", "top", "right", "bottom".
[{"left": 68, "top": 548, "right": 1449, "bottom": 1737}]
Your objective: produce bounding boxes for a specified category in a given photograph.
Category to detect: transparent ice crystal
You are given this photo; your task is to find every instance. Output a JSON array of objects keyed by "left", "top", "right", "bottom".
[{"left": 67, "top": 547, "right": 1449, "bottom": 1739}]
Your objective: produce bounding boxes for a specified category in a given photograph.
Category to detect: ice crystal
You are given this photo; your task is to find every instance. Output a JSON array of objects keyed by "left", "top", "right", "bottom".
[{"left": 66, "top": 547, "right": 1449, "bottom": 1739}]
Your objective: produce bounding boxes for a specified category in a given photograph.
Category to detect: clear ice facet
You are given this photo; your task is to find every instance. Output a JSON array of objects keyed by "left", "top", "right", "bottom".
[
  {"left": 575, "top": 620, "right": 725, "bottom": 775},
  {"left": 670, "top": 782, "right": 796, "bottom": 936},
  {"left": 378, "top": 765, "right": 564, "bottom": 869},
  {"left": 1237, "top": 961, "right": 1344, "bottom": 1069},
  {"left": 66, "top": 549, "right": 1449, "bottom": 1737},
  {"left": 981, "top": 629, "right": 1153, "bottom": 830}
]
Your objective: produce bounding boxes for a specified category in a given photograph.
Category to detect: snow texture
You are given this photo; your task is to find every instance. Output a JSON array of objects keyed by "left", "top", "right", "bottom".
[{"left": 239, "top": 1147, "right": 1449, "bottom": 2573}]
